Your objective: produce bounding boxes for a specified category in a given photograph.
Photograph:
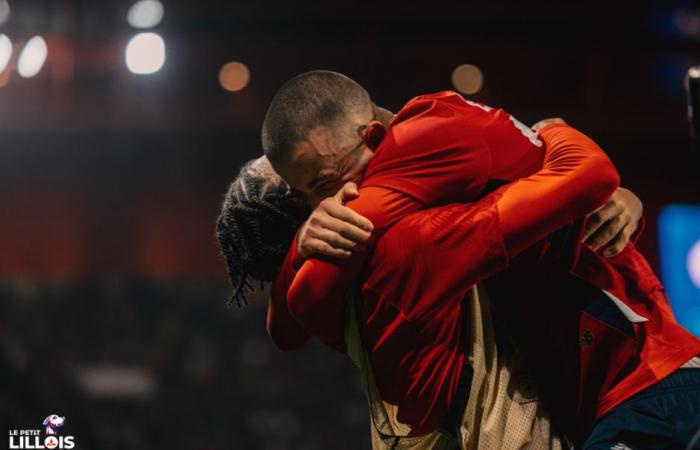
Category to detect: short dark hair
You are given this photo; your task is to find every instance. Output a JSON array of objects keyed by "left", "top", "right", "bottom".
[
  {"left": 261, "top": 70, "right": 372, "bottom": 164},
  {"left": 215, "top": 159, "right": 310, "bottom": 306}
]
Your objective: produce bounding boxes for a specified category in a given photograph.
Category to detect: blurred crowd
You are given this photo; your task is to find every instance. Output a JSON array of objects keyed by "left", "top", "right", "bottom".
[{"left": 0, "top": 278, "right": 369, "bottom": 450}]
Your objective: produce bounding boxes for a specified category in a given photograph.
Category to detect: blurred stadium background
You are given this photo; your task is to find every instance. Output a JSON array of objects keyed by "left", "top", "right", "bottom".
[{"left": 0, "top": 1, "right": 699, "bottom": 449}]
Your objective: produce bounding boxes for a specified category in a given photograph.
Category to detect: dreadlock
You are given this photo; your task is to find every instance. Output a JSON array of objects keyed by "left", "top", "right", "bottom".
[{"left": 215, "top": 157, "right": 310, "bottom": 307}]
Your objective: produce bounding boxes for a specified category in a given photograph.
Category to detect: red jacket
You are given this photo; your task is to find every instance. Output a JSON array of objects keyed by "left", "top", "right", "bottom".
[
  {"left": 270, "top": 91, "right": 545, "bottom": 351},
  {"left": 267, "top": 92, "right": 700, "bottom": 437},
  {"left": 484, "top": 216, "right": 700, "bottom": 438}
]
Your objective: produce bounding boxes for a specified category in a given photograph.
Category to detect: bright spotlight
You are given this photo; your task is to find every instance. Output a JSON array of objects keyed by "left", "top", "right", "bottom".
[
  {"left": 219, "top": 62, "right": 250, "bottom": 92},
  {"left": 125, "top": 32, "right": 165, "bottom": 75},
  {"left": 127, "top": 0, "right": 164, "bottom": 29},
  {"left": 0, "top": 34, "right": 12, "bottom": 72},
  {"left": 0, "top": 1, "right": 10, "bottom": 26},
  {"left": 451, "top": 64, "right": 484, "bottom": 95},
  {"left": 17, "top": 36, "right": 47, "bottom": 78}
]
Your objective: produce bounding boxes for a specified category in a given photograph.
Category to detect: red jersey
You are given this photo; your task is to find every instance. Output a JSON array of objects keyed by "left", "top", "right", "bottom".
[
  {"left": 267, "top": 92, "right": 700, "bottom": 437},
  {"left": 483, "top": 220, "right": 700, "bottom": 439},
  {"left": 270, "top": 91, "right": 545, "bottom": 351}
]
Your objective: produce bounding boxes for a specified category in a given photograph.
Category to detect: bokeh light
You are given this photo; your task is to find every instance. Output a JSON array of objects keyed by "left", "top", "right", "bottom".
[
  {"left": 0, "top": 34, "right": 12, "bottom": 72},
  {"left": 17, "top": 36, "right": 47, "bottom": 78},
  {"left": 451, "top": 64, "right": 484, "bottom": 95},
  {"left": 125, "top": 32, "right": 165, "bottom": 74},
  {"left": 0, "top": 1, "right": 10, "bottom": 26},
  {"left": 689, "top": 65, "right": 700, "bottom": 80},
  {"left": 127, "top": 0, "right": 164, "bottom": 29},
  {"left": 218, "top": 61, "right": 250, "bottom": 92}
]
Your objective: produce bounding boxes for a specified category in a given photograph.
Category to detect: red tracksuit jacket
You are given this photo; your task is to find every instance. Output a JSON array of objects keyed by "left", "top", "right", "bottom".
[{"left": 267, "top": 92, "right": 700, "bottom": 437}]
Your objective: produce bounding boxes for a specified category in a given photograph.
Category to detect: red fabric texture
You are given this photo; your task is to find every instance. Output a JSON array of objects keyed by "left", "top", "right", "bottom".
[{"left": 267, "top": 92, "right": 700, "bottom": 436}]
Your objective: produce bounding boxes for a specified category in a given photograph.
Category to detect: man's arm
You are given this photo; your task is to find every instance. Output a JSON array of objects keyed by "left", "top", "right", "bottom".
[
  {"left": 266, "top": 182, "right": 377, "bottom": 350},
  {"left": 280, "top": 123, "right": 618, "bottom": 348},
  {"left": 532, "top": 118, "right": 644, "bottom": 257},
  {"left": 416, "top": 123, "right": 619, "bottom": 298},
  {"left": 267, "top": 238, "right": 310, "bottom": 351},
  {"left": 266, "top": 182, "right": 416, "bottom": 351},
  {"left": 285, "top": 187, "right": 421, "bottom": 350},
  {"left": 276, "top": 96, "right": 547, "bottom": 348},
  {"left": 499, "top": 123, "right": 619, "bottom": 257}
]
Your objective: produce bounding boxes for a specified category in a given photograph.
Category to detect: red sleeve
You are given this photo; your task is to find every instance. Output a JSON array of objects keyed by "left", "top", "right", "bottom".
[
  {"left": 405, "top": 124, "right": 620, "bottom": 304},
  {"left": 267, "top": 231, "right": 310, "bottom": 351},
  {"left": 499, "top": 124, "right": 620, "bottom": 257},
  {"left": 285, "top": 187, "right": 421, "bottom": 350}
]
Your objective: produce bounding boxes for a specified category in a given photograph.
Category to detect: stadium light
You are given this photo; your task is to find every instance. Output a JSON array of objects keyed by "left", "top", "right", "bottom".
[
  {"left": 125, "top": 32, "right": 165, "bottom": 75},
  {"left": 17, "top": 36, "right": 47, "bottom": 78},
  {"left": 127, "top": 0, "right": 164, "bottom": 29}
]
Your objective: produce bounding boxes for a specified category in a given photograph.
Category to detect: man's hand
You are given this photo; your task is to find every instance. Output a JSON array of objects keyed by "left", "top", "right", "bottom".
[
  {"left": 533, "top": 118, "right": 641, "bottom": 257},
  {"left": 297, "top": 182, "right": 374, "bottom": 259},
  {"left": 583, "top": 187, "right": 643, "bottom": 257}
]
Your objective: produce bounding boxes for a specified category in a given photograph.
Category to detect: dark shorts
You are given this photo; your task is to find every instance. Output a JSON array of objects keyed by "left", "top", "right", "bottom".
[{"left": 583, "top": 368, "right": 700, "bottom": 450}]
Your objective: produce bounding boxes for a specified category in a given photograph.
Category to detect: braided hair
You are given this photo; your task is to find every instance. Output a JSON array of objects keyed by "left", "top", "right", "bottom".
[{"left": 216, "top": 157, "right": 310, "bottom": 306}]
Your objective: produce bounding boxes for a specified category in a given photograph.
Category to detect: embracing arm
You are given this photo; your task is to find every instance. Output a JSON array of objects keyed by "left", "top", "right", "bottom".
[
  {"left": 267, "top": 239, "right": 311, "bottom": 351},
  {"left": 275, "top": 187, "right": 420, "bottom": 350},
  {"left": 500, "top": 123, "right": 620, "bottom": 257},
  {"left": 271, "top": 123, "right": 619, "bottom": 347},
  {"left": 416, "top": 123, "right": 620, "bottom": 296}
]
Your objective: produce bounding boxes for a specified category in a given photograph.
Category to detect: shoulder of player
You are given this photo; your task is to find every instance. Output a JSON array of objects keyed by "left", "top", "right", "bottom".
[
  {"left": 388, "top": 91, "right": 488, "bottom": 139},
  {"left": 397, "top": 90, "right": 494, "bottom": 117},
  {"left": 393, "top": 90, "right": 468, "bottom": 121}
]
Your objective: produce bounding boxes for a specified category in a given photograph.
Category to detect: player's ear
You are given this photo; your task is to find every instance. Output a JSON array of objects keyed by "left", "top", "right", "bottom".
[
  {"left": 43, "top": 417, "right": 50, "bottom": 426},
  {"left": 362, "top": 121, "right": 386, "bottom": 151}
]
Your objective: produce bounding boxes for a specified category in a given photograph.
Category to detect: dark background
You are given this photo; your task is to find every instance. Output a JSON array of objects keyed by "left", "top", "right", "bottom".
[{"left": 0, "top": 1, "right": 698, "bottom": 449}]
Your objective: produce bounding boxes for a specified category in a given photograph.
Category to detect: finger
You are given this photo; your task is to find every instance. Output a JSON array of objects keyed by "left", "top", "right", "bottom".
[
  {"left": 319, "top": 215, "right": 372, "bottom": 242},
  {"left": 332, "top": 182, "right": 359, "bottom": 204},
  {"left": 307, "top": 226, "right": 363, "bottom": 251},
  {"left": 303, "top": 238, "right": 352, "bottom": 259},
  {"left": 601, "top": 226, "right": 633, "bottom": 258},
  {"left": 587, "top": 216, "right": 628, "bottom": 251},
  {"left": 584, "top": 201, "right": 618, "bottom": 239},
  {"left": 309, "top": 211, "right": 371, "bottom": 242},
  {"left": 339, "top": 182, "right": 359, "bottom": 200},
  {"left": 583, "top": 201, "right": 619, "bottom": 242},
  {"left": 324, "top": 201, "right": 374, "bottom": 232}
]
